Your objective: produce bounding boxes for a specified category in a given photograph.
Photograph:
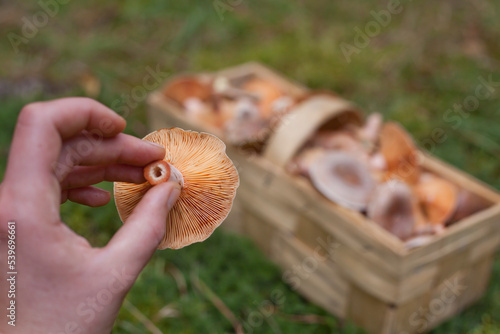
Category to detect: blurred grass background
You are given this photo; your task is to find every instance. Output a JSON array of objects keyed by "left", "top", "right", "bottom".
[{"left": 1, "top": 0, "right": 500, "bottom": 333}]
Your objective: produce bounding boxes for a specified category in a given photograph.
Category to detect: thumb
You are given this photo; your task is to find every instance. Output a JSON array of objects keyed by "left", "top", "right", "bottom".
[{"left": 105, "top": 181, "right": 181, "bottom": 275}]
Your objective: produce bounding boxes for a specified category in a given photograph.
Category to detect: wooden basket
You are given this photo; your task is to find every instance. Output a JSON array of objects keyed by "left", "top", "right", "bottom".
[{"left": 146, "top": 62, "right": 500, "bottom": 334}]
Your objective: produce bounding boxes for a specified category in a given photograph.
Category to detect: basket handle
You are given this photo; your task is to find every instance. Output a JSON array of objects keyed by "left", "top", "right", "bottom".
[{"left": 262, "top": 95, "right": 363, "bottom": 168}]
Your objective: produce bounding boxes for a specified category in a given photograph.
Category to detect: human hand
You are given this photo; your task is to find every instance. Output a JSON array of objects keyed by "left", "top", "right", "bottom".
[{"left": 0, "top": 98, "right": 180, "bottom": 334}]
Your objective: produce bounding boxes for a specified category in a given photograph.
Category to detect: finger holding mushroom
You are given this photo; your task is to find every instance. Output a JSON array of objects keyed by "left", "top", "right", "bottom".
[{"left": 114, "top": 128, "right": 239, "bottom": 250}]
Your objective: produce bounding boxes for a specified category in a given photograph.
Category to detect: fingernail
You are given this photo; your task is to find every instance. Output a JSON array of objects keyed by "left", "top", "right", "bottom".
[
  {"left": 145, "top": 140, "right": 165, "bottom": 150},
  {"left": 167, "top": 183, "right": 181, "bottom": 210}
]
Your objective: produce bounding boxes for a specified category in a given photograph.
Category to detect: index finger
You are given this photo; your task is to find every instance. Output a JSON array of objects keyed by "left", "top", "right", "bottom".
[{"left": 4, "top": 97, "right": 127, "bottom": 219}]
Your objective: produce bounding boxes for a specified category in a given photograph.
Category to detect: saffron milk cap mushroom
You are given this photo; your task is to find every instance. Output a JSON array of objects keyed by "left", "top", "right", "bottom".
[
  {"left": 449, "top": 189, "right": 492, "bottom": 224},
  {"left": 163, "top": 76, "right": 212, "bottom": 104},
  {"left": 367, "top": 180, "right": 416, "bottom": 240},
  {"left": 224, "top": 97, "right": 267, "bottom": 145},
  {"left": 415, "top": 173, "right": 458, "bottom": 227},
  {"left": 358, "top": 112, "right": 383, "bottom": 150},
  {"left": 309, "top": 151, "right": 376, "bottom": 211},
  {"left": 243, "top": 77, "right": 284, "bottom": 118},
  {"left": 114, "top": 128, "right": 239, "bottom": 249},
  {"left": 379, "top": 122, "right": 420, "bottom": 184}
]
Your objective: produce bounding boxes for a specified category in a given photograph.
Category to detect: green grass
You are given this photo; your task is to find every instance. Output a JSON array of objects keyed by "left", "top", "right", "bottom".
[{"left": 1, "top": 0, "right": 500, "bottom": 332}]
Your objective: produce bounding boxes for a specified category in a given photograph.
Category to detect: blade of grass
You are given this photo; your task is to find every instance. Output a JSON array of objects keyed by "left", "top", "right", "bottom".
[
  {"left": 123, "top": 299, "right": 164, "bottom": 334},
  {"left": 190, "top": 269, "right": 244, "bottom": 334}
]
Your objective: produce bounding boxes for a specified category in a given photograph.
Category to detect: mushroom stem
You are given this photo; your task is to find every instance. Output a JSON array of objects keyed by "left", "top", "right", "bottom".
[{"left": 144, "top": 160, "right": 184, "bottom": 187}]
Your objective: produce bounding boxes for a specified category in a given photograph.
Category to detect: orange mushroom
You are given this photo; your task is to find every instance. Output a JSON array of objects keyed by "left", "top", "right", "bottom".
[
  {"left": 379, "top": 122, "right": 420, "bottom": 184},
  {"left": 114, "top": 128, "right": 239, "bottom": 249},
  {"left": 242, "top": 77, "right": 284, "bottom": 118},
  {"left": 212, "top": 76, "right": 259, "bottom": 100},
  {"left": 414, "top": 173, "right": 458, "bottom": 227},
  {"left": 163, "top": 76, "right": 212, "bottom": 104}
]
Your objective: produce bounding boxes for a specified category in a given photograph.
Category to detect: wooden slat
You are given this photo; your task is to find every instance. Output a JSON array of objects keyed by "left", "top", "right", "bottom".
[
  {"left": 468, "top": 233, "right": 500, "bottom": 263},
  {"left": 401, "top": 205, "right": 500, "bottom": 273},
  {"left": 347, "top": 284, "right": 389, "bottom": 334},
  {"left": 240, "top": 209, "right": 278, "bottom": 255},
  {"left": 271, "top": 233, "right": 349, "bottom": 317},
  {"left": 392, "top": 256, "right": 494, "bottom": 334},
  {"left": 397, "top": 264, "right": 439, "bottom": 305},
  {"left": 333, "top": 247, "right": 400, "bottom": 303},
  {"left": 457, "top": 255, "right": 494, "bottom": 311},
  {"left": 237, "top": 185, "right": 298, "bottom": 233}
]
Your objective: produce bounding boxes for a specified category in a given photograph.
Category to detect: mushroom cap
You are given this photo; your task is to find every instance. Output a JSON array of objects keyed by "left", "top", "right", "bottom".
[
  {"left": 449, "top": 189, "right": 492, "bottom": 224},
  {"left": 367, "top": 180, "right": 416, "bottom": 240},
  {"left": 379, "top": 122, "right": 420, "bottom": 184},
  {"left": 359, "top": 112, "right": 383, "bottom": 146},
  {"left": 404, "top": 235, "right": 435, "bottom": 250},
  {"left": 183, "top": 98, "right": 220, "bottom": 127},
  {"left": 242, "top": 77, "right": 284, "bottom": 118},
  {"left": 415, "top": 174, "right": 458, "bottom": 226},
  {"left": 224, "top": 118, "right": 268, "bottom": 145},
  {"left": 114, "top": 128, "right": 239, "bottom": 249},
  {"left": 223, "top": 97, "right": 270, "bottom": 145},
  {"left": 163, "top": 76, "right": 212, "bottom": 104},
  {"left": 309, "top": 151, "right": 376, "bottom": 211},
  {"left": 232, "top": 97, "right": 261, "bottom": 122}
]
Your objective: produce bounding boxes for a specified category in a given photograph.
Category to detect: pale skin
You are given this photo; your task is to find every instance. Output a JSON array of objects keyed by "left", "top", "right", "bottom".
[{"left": 0, "top": 98, "right": 181, "bottom": 333}]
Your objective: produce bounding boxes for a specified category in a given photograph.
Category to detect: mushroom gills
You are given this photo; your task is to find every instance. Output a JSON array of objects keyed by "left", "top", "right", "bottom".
[
  {"left": 114, "top": 128, "right": 240, "bottom": 250},
  {"left": 367, "top": 180, "right": 416, "bottom": 240},
  {"left": 309, "top": 151, "right": 376, "bottom": 211}
]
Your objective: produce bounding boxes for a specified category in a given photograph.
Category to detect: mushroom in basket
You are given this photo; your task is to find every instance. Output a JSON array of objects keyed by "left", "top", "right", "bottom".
[
  {"left": 379, "top": 121, "right": 420, "bottom": 184},
  {"left": 308, "top": 151, "right": 376, "bottom": 211},
  {"left": 367, "top": 180, "right": 421, "bottom": 240}
]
